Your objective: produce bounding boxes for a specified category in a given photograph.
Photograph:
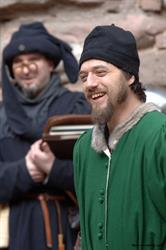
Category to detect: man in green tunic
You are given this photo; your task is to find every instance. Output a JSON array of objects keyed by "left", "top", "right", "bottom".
[{"left": 73, "top": 24, "right": 166, "bottom": 250}]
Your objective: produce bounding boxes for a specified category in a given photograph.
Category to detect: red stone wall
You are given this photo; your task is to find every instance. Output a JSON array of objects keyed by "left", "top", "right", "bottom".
[{"left": 0, "top": 0, "right": 166, "bottom": 93}]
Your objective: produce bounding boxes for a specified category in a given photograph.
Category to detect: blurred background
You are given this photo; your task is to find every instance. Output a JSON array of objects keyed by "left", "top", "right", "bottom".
[{"left": 0, "top": 0, "right": 166, "bottom": 108}]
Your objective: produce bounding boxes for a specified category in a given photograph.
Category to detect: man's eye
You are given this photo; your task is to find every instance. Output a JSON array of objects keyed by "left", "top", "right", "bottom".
[
  {"left": 80, "top": 75, "right": 87, "bottom": 82},
  {"left": 13, "top": 62, "right": 22, "bottom": 69},
  {"left": 29, "top": 58, "right": 39, "bottom": 63},
  {"left": 96, "top": 71, "right": 107, "bottom": 76},
  {"left": 13, "top": 59, "right": 21, "bottom": 65}
]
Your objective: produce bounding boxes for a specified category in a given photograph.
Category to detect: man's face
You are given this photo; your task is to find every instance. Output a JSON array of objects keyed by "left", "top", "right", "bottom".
[
  {"left": 79, "top": 59, "right": 130, "bottom": 124},
  {"left": 12, "top": 53, "right": 54, "bottom": 98}
]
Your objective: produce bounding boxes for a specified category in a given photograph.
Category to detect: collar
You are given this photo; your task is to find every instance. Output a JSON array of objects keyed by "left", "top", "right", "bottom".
[{"left": 91, "top": 102, "right": 160, "bottom": 153}]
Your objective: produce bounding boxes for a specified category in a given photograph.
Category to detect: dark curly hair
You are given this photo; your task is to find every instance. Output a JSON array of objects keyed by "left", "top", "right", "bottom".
[{"left": 123, "top": 71, "right": 146, "bottom": 102}]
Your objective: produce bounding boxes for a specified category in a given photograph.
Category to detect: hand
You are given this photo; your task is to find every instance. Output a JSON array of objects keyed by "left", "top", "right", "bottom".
[
  {"left": 28, "top": 139, "right": 55, "bottom": 175},
  {"left": 26, "top": 150, "right": 45, "bottom": 183}
]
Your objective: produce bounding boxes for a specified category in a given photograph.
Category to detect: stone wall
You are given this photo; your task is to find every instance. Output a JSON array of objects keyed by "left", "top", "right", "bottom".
[{"left": 0, "top": 0, "right": 166, "bottom": 93}]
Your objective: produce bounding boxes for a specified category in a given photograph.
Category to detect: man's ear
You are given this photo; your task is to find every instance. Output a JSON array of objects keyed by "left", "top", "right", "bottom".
[
  {"left": 49, "top": 60, "right": 55, "bottom": 72},
  {"left": 128, "top": 75, "right": 135, "bottom": 86},
  {"left": 5, "top": 65, "right": 16, "bottom": 84}
]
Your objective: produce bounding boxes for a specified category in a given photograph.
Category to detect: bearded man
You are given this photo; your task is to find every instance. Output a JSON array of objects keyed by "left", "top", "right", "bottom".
[{"left": 73, "top": 24, "right": 166, "bottom": 250}]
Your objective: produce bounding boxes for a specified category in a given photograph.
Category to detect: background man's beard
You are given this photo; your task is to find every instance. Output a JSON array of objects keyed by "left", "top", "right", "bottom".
[
  {"left": 23, "top": 88, "right": 38, "bottom": 99},
  {"left": 22, "top": 84, "right": 44, "bottom": 99},
  {"left": 92, "top": 102, "right": 113, "bottom": 125}
]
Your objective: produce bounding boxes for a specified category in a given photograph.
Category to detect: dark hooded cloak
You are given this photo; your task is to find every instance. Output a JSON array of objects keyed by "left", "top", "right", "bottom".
[{"left": 0, "top": 22, "right": 90, "bottom": 250}]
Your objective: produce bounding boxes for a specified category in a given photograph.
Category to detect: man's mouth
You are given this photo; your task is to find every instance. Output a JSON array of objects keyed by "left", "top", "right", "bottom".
[
  {"left": 91, "top": 92, "right": 105, "bottom": 100},
  {"left": 22, "top": 76, "right": 35, "bottom": 82}
]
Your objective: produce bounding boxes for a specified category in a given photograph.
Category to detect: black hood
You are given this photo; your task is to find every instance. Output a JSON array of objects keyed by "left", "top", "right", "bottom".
[{"left": 3, "top": 21, "right": 79, "bottom": 83}]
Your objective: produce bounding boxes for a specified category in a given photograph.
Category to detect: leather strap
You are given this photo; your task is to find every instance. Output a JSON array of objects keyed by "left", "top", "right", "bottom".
[
  {"left": 38, "top": 194, "right": 53, "bottom": 248},
  {"left": 37, "top": 193, "right": 65, "bottom": 249},
  {"left": 55, "top": 201, "right": 65, "bottom": 250}
]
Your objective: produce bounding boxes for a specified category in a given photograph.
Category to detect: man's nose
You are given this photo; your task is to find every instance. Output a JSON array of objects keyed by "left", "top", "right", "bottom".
[
  {"left": 20, "top": 62, "right": 37, "bottom": 74},
  {"left": 22, "top": 64, "right": 30, "bottom": 74},
  {"left": 86, "top": 73, "right": 98, "bottom": 87}
]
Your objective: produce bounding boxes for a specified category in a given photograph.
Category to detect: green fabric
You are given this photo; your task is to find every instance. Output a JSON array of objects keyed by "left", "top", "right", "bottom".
[{"left": 74, "top": 111, "right": 166, "bottom": 250}]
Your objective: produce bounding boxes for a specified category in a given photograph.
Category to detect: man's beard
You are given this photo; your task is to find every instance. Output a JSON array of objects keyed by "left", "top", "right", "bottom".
[
  {"left": 21, "top": 83, "right": 45, "bottom": 99},
  {"left": 18, "top": 77, "right": 49, "bottom": 99},
  {"left": 91, "top": 83, "right": 128, "bottom": 125},
  {"left": 22, "top": 88, "right": 38, "bottom": 99},
  {"left": 91, "top": 100, "right": 113, "bottom": 125}
]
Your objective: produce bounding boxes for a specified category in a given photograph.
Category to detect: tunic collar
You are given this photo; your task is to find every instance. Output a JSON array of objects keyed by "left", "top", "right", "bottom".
[{"left": 91, "top": 102, "right": 160, "bottom": 153}]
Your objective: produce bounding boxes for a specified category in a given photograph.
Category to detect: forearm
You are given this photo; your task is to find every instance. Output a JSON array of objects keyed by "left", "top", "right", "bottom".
[
  {"left": 0, "top": 158, "right": 34, "bottom": 202},
  {"left": 46, "top": 158, "right": 75, "bottom": 191}
]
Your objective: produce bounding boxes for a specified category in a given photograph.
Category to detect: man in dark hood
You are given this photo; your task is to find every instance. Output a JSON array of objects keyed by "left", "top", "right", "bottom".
[{"left": 0, "top": 21, "right": 90, "bottom": 250}]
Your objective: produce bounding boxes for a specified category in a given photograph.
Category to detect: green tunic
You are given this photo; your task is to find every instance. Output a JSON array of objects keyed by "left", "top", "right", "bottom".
[{"left": 74, "top": 110, "right": 166, "bottom": 250}]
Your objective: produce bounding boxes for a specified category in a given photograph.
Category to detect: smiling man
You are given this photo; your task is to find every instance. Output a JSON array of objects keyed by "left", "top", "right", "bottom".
[
  {"left": 0, "top": 22, "right": 90, "bottom": 250},
  {"left": 73, "top": 24, "right": 166, "bottom": 250}
]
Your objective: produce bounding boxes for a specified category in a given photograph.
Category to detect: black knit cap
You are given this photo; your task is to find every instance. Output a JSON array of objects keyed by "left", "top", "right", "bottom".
[
  {"left": 3, "top": 21, "right": 79, "bottom": 83},
  {"left": 79, "top": 24, "right": 140, "bottom": 79}
]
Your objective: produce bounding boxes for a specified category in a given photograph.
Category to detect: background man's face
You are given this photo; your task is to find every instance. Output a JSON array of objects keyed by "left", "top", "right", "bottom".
[{"left": 12, "top": 53, "right": 54, "bottom": 98}]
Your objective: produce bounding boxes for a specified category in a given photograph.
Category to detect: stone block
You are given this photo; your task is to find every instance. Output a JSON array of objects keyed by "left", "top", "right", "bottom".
[
  {"left": 156, "top": 32, "right": 166, "bottom": 49},
  {"left": 60, "top": 0, "right": 105, "bottom": 5},
  {"left": 137, "top": 34, "right": 155, "bottom": 49},
  {"left": 139, "top": 49, "right": 166, "bottom": 87},
  {"left": 71, "top": 0, "right": 104, "bottom": 3},
  {"left": 106, "top": 0, "right": 122, "bottom": 13},
  {"left": 139, "top": 0, "right": 162, "bottom": 12},
  {"left": 164, "top": 0, "right": 166, "bottom": 8},
  {"left": 0, "top": 0, "right": 54, "bottom": 20},
  {"left": 0, "top": 0, "right": 50, "bottom": 8},
  {"left": 145, "top": 16, "right": 166, "bottom": 35}
]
